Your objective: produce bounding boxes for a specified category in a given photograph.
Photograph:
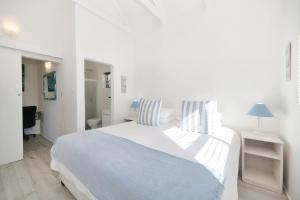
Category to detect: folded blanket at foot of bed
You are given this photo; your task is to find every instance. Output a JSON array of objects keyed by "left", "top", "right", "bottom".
[{"left": 51, "top": 130, "right": 224, "bottom": 200}]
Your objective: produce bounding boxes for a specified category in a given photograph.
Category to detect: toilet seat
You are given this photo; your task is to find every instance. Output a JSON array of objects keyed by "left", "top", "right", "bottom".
[{"left": 87, "top": 118, "right": 101, "bottom": 129}]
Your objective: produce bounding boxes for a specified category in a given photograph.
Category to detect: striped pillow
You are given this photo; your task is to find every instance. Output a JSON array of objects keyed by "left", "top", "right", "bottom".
[
  {"left": 137, "top": 99, "right": 162, "bottom": 126},
  {"left": 181, "top": 100, "right": 217, "bottom": 134}
]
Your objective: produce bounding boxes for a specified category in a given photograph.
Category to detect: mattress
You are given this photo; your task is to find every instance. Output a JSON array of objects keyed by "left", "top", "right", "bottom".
[{"left": 51, "top": 121, "right": 240, "bottom": 200}]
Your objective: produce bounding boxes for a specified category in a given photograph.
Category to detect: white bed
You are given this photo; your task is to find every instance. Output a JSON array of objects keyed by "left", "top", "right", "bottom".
[{"left": 51, "top": 121, "right": 240, "bottom": 200}]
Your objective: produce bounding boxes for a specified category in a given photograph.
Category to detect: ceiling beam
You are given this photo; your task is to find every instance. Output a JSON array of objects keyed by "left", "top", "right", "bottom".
[
  {"left": 112, "top": 0, "right": 131, "bottom": 29},
  {"left": 73, "top": 0, "right": 133, "bottom": 34},
  {"left": 135, "top": 0, "right": 166, "bottom": 24}
]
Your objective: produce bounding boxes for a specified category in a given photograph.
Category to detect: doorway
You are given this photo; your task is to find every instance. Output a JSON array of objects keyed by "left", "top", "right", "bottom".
[
  {"left": 21, "top": 56, "right": 62, "bottom": 143},
  {"left": 84, "top": 60, "right": 112, "bottom": 130},
  {"left": 22, "top": 57, "right": 43, "bottom": 140},
  {"left": 0, "top": 46, "right": 62, "bottom": 166}
]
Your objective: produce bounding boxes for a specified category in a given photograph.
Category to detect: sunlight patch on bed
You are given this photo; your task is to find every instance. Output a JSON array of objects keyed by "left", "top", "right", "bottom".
[
  {"left": 163, "top": 127, "right": 200, "bottom": 150},
  {"left": 209, "top": 127, "right": 235, "bottom": 145},
  {"left": 194, "top": 137, "right": 229, "bottom": 181}
]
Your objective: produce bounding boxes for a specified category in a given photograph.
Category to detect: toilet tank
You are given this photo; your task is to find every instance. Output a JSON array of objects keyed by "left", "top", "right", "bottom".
[{"left": 102, "top": 109, "right": 111, "bottom": 127}]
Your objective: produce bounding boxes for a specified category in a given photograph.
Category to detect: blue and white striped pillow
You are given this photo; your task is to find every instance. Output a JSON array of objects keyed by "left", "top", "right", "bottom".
[
  {"left": 181, "top": 100, "right": 217, "bottom": 134},
  {"left": 137, "top": 99, "right": 162, "bottom": 126}
]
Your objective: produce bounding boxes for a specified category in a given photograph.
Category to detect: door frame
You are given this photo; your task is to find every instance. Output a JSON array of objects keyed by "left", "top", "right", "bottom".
[{"left": 83, "top": 58, "right": 114, "bottom": 130}]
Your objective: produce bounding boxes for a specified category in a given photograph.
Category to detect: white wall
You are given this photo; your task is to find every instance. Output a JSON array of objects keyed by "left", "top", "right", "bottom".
[
  {"left": 38, "top": 62, "right": 65, "bottom": 141},
  {"left": 22, "top": 58, "right": 42, "bottom": 110},
  {"left": 134, "top": 0, "right": 283, "bottom": 132},
  {"left": 75, "top": 3, "right": 135, "bottom": 131},
  {"left": 0, "top": 0, "right": 65, "bottom": 55},
  {"left": 0, "top": 0, "right": 134, "bottom": 139},
  {"left": 133, "top": 0, "right": 300, "bottom": 198},
  {"left": 0, "top": 0, "right": 77, "bottom": 141},
  {"left": 280, "top": 0, "right": 300, "bottom": 199}
]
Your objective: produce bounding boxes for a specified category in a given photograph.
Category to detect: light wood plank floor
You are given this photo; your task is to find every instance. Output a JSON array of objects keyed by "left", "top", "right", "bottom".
[
  {"left": 0, "top": 135, "right": 288, "bottom": 200},
  {"left": 238, "top": 180, "right": 288, "bottom": 200},
  {"left": 0, "top": 136, "right": 74, "bottom": 200}
]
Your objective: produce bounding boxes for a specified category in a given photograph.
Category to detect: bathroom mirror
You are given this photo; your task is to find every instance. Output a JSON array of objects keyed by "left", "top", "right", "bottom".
[{"left": 43, "top": 71, "right": 57, "bottom": 100}]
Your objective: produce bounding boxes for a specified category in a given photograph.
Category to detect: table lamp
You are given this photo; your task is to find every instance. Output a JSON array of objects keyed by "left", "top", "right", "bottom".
[
  {"left": 247, "top": 102, "right": 274, "bottom": 132},
  {"left": 131, "top": 100, "right": 140, "bottom": 109},
  {"left": 130, "top": 100, "right": 140, "bottom": 118}
]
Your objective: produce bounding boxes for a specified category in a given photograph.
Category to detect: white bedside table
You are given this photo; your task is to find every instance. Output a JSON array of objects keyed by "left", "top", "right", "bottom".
[{"left": 241, "top": 131, "right": 284, "bottom": 193}]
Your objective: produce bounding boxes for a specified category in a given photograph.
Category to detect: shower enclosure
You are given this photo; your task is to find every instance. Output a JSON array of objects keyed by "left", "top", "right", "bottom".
[{"left": 85, "top": 79, "right": 97, "bottom": 124}]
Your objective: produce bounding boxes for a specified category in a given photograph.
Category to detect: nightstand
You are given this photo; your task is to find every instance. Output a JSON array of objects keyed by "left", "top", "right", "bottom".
[{"left": 241, "top": 131, "right": 284, "bottom": 193}]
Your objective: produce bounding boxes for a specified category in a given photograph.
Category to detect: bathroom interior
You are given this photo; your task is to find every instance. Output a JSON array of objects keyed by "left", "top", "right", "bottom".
[{"left": 84, "top": 60, "right": 111, "bottom": 130}]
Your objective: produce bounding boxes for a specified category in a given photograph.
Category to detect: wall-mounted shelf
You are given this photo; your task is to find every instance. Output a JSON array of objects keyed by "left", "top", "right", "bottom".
[{"left": 103, "top": 72, "right": 111, "bottom": 88}]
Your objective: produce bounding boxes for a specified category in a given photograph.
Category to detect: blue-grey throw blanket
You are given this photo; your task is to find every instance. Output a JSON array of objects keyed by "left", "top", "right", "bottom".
[{"left": 51, "top": 130, "right": 224, "bottom": 200}]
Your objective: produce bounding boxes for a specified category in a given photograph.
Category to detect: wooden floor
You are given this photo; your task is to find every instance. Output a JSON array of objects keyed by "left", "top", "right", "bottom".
[
  {"left": 0, "top": 135, "right": 288, "bottom": 200},
  {"left": 0, "top": 136, "right": 75, "bottom": 200},
  {"left": 238, "top": 180, "right": 288, "bottom": 200}
]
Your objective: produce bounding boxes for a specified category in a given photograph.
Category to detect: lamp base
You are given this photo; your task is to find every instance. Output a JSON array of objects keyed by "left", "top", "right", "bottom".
[
  {"left": 257, "top": 117, "right": 262, "bottom": 130},
  {"left": 251, "top": 130, "right": 264, "bottom": 134}
]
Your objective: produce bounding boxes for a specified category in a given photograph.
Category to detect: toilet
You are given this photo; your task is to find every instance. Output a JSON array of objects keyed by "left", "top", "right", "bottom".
[{"left": 87, "top": 118, "right": 101, "bottom": 129}]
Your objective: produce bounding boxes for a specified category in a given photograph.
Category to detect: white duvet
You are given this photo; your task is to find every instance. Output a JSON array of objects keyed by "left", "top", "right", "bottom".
[
  {"left": 100, "top": 121, "right": 240, "bottom": 200},
  {"left": 53, "top": 121, "right": 240, "bottom": 200}
]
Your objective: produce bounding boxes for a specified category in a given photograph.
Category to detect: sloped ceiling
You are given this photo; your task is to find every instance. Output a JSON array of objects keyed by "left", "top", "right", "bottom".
[
  {"left": 74, "top": 0, "right": 130, "bottom": 28},
  {"left": 74, "top": 0, "right": 164, "bottom": 32}
]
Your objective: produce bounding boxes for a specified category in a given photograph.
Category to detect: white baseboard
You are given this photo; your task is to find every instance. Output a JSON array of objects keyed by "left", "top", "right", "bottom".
[
  {"left": 284, "top": 185, "right": 292, "bottom": 200},
  {"left": 40, "top": 133, "right": 55, "bottom": 143}
]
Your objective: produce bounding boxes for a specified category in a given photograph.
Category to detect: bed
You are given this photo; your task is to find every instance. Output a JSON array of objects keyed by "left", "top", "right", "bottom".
[{"left": 51, "top": 121, "right": 240, "bottom": 200}]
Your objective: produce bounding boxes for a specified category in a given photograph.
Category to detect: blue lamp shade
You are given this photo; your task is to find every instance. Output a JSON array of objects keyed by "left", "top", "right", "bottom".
[
  {"left": 131, "top": 100, "right": 140, "bottom": 109},
  {"left": 247, "top": 103, "right": 274, "bottom": 117}
]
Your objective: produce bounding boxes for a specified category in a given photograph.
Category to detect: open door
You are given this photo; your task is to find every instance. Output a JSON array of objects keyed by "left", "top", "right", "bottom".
[{"left": 0, "top": 47, "right": 23, "bottom": 165}]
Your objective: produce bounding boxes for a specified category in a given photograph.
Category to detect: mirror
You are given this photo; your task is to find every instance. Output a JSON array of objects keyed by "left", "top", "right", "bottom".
[{"left": 43, "top": 71, "right": 56, "bottom": 100}]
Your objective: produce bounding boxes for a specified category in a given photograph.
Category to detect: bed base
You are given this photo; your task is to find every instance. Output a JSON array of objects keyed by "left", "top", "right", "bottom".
[{"left": 60, "top": 173, "right": 94, "bottom": 200}]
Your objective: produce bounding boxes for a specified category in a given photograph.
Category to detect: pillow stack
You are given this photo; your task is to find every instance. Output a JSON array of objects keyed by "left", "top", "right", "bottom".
[
  {"left": 180, "top": 100, "right": 218, "bottom": 134},
  {"left": 159, "top": 108, "right": 175, "bottom": 124},
  {"left": 137, "top": 98, "right": 162, "bottom": 126},
  {"left": 137, "top": 98, "right": 219, "bottom": 132}
]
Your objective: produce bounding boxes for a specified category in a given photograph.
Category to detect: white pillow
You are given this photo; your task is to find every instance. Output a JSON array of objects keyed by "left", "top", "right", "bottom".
[
  {"left": 159, "top": 108, "right": 175, "bottom": 124},
  {"left": 137, "top": 98, "right": 162, "bottom": 126},
  {"left": 180, "top": 100, "right": 218, "bottom": 134}
]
